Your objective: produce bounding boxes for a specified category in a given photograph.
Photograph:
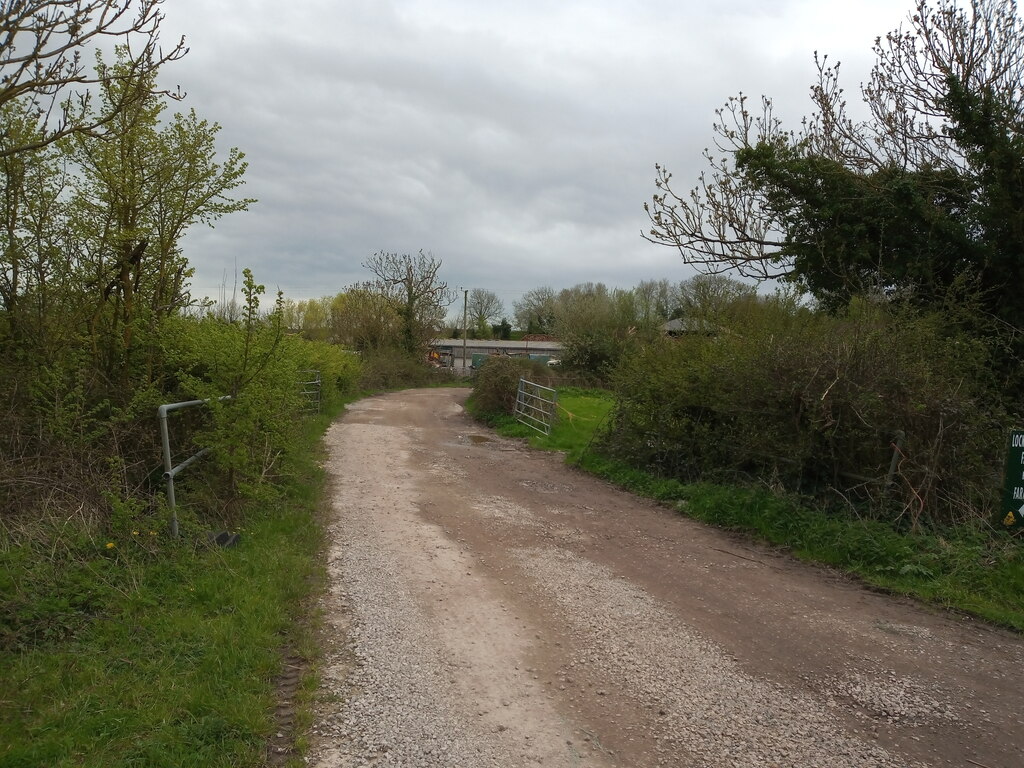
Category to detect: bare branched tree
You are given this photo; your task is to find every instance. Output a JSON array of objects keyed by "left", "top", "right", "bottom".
[
  {"left": 643, "top": 96, "right": 791, "bottom": 280},
  {"left": 0, "top": 0, "right": 187, "bottom": 157},
  {"left": 361, "top": 250, "right": 455, "bottom": 354}
]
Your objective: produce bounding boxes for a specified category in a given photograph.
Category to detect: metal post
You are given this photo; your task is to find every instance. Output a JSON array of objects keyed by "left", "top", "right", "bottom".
[
  {"left": 886, "top": 430, "right": 906, "bottom": 486},
  {"left": 158, "top": 409, "right": 178, "bottom": 536},
  {"left": 461, "top": 288, "right": 469, "bottom": 374},
  {"left": 157, "top": 395, "right": 232, "bottom": 537}
]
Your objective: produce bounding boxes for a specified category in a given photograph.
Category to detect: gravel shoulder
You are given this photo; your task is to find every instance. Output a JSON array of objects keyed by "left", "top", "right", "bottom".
[{"left": 307, "top": 388, "right": 1024, "bottom": 768}]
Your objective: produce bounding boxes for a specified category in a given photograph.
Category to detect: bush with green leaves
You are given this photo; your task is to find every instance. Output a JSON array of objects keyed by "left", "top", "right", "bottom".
[
  {"left": 1, "top": 266, "right": 361, "bottom": 545},
  {"left": 471, "top": 356, "right": 553, "bottom": 415},
  {"left": 605, "top": 295, "right": 1007, "bottom": 528},
  {"left": 357, "top": 348, "right": 453, "bottom": 391},
  {"left": 1, "top": 268, "right": 360, "bottom": 659},
  {"left": 0, "top": 52, "right": 260, "bottom": 539},
  {"left": 164, "top": 271, "right": 361, "bottom": 503}
]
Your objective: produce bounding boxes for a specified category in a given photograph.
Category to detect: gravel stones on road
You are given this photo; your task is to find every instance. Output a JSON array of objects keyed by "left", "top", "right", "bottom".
[
  {"left": 306, "top": 390, "right": 1024, "bottom": 768},
  {"left": 514, "top": 546, "right": 916, "bottom": 768},
  {"left": 309, "top": 419, "right": 603, "bottom": 767}
]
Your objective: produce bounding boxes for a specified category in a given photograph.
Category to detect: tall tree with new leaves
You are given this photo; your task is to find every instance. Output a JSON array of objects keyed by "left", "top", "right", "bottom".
[
  {"left": 468, "top": 288, "right": 503, "bottom": 339},
  {"left": 513, "top": 286, "right": 557, "bottom": 334},
  {"left": 0, "top": 99, "right": 70, "bottom": 347},
  {"left": 65, "top": 51, "right": 254, "bottom": 380}
]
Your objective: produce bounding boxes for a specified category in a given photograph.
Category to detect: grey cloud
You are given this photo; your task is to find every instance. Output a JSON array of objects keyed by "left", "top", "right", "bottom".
[{"left": 161, "top": 0, "right": 910, "bottom": 306}]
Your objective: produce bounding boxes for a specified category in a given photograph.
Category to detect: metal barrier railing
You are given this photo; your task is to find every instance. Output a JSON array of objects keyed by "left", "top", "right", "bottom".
[
  {"left": 514, "top": 378, "right": 558, "bottom": 435},
  {"left": 157, "top": 396, "right": 232, "bottom": 537}
]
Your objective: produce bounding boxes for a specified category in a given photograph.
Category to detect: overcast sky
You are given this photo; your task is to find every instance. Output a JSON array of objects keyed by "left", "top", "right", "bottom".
[{"left": 156, "top": 0, "right": 911, "bottom": 315}]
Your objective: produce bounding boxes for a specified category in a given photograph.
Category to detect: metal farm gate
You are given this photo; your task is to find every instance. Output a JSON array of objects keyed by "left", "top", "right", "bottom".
[
  {"left": 514, "top": 378, "right": 558, "bottom": 435},
  {"left": 300, "top": 369, "right": 322, "bottom": 413}
]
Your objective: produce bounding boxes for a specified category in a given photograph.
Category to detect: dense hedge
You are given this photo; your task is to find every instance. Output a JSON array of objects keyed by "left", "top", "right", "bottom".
[
  {"left": 1, "top": 290, "right": 362, "bottom": 540},
  {"left": 165, "top": 313, "right": 361, "bottom": 505},
  {"left": 603, "top": 296, "right": 1009, "bottom": 528},
  {"left": 357, "top": 349, "right": 455, "bottom": 391}
]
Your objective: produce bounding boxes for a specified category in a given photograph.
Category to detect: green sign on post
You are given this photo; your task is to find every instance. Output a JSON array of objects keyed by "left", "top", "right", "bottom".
[{"left": 1000, "top": 430, "right": 1024, "bottom": 530}]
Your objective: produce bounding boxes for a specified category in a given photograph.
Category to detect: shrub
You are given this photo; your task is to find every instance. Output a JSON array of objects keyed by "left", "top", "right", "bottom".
[
  {"left": 358, "top": 349, "right": 454, "bottom": 391},
  {"left": 298, "top": 339, "right": 362, "bottom": 406},
  {"left": 0, "top": 269, "right": 364, "bottom": 536},
  {"left": 559, "top": 328, "right": 634, "bottom": 375},
  {"left": 471, "top": 356, "right": 553, "bottom": 415},
  {"left": 164, "top": 309, "right": 361, "bottom": 504}
]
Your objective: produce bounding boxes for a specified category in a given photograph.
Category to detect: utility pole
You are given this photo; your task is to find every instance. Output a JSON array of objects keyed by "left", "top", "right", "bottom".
[{"left": 461, "top": 288, "right": 469, "bottom": 374}]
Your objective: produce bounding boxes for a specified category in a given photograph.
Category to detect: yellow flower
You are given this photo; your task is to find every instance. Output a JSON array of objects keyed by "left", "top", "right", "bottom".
[
  {"left": 132, "top": 530, "right": 139, "bottom": 536},
  {"left": 105, "top": 542, "right": 115, "bottom": 549},
  {"left": 149, "top": 530, "right": 156, "bottom": 536}
]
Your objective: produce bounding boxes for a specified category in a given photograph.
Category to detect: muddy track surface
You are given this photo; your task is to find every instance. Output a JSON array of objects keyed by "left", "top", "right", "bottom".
[{"left": 307, "top": 389, "right": 1023, "bottom": 768}]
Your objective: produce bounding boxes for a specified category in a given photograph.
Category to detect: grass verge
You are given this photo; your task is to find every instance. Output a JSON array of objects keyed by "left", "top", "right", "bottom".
[
  {"left": 466, "top": 387, "right": 614, "bottom": 461},
  {"left": 468, "top": 388, "right": 1024, "bottom": 632},
  {"left": 0, "top": 403, "right": 344, "bottom": 768}
]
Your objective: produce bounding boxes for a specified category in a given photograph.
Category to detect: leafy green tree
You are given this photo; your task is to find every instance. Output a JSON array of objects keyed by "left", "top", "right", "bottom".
[
  {"left": 633, "top": 278, "right": 679, "bottom": 325},
  {"left": 553, "top": 282, "right": 644, "bottom": 373},
  {"left": 473, "top": 316, "right": 493, "bottom": 340},
  {"left": 0, "top": 100, "right": 71, "bottom": 348},
  {"left": 677, "top": 275, "right": 757, "bottom": 325},
  {"left": 646, "top": 0, "right": 1024, "bottom": 328},
  {"left": 64, "top": 51, "right": 253, "bottom": 381},
  {"left": 330, "top": 287, "right": 402, "bottom": 351},
  {"left": 281, "top": 296, "right": 333, "bottom": 341},
  {"left": 491, "top": 317, "right": 512, "bottom": 340},
  {"left": 513, "top": 286, "right": 557, "bottom": 334},
  {"left": 0, "top": 48, "right": 257, "bottom": 528}
]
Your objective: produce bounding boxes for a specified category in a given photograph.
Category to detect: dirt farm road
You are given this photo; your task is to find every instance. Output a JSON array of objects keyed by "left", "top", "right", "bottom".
[{"left": 307, "top": 388, "right": 1023, "bottom": 768}]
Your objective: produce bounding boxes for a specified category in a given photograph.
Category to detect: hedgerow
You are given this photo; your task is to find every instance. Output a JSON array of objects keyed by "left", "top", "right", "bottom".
[{"left": 604, "top": 295, "right": 1008, "bottom": 529}]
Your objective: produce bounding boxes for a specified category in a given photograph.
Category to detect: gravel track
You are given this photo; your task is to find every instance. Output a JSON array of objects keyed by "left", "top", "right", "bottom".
[{"left": 306, "top": 389, "right": 1024, "bottom": 768}]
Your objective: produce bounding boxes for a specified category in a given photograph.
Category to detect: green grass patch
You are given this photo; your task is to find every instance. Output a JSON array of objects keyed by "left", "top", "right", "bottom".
[
  {"left": 466, "top": 387, "right": 614, "bottom": 460},
  {"left": 471, "top": 388, "right": 1024, "bottom": 632},
  {"left": 0, "top": 402, "right": 345, "bottom": 767}
]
